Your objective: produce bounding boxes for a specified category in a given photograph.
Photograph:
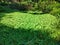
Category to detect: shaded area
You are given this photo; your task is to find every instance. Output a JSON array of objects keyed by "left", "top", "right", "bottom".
[
  {"left": 0, "top": 5, "right": 18, "bottom": 13},
  {"left": 0, "top": 13, "right": 6, "bottom": 21},
  {"left": 0, "top": 23, "right": 59, "bottom": 45},
  {"left": 29, "top": 13, "right": 48, "bottom": 15},
  {"left": 0, "top": 5, "right": 19, "bottom": 21},
  {"left": 27, "top": 11, "right": 48, "bottom": 15}
]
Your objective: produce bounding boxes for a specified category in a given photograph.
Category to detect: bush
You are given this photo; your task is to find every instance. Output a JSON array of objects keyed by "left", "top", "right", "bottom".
[
  {"left": 0, "top": 5, "right": 15, "bottom": 12},
  {"left": 0, "top": 2, "right": 8, "bottom": 6},
  {"left": 9, "top": 3, "right": 20, "bottom": 9},
  {"left": 50, "top": 8, "right": 60, "bottom": 18},
  {"left": 9, "top": 2, "right": 33, "bottom": 11},
  {"left": 50, "top": 8, "right": 60, "bottom": 33},
  {"left": 38, "top": 1, "right": 60, "bottom": 13},
  {"left": 19, "top": 2, "right": 33, "bottom": 11},
  {"left": 51, "top": 2, "right": 60, "bottom": 8},
  {"left": 38, "top": 1, "right": 54, "bottom": 13},
  {"left": 0, "top": 6, "right": 6, "bottom": 12},
  {"left": 19, "top": 4, "right": 29, "bottom": 11}
]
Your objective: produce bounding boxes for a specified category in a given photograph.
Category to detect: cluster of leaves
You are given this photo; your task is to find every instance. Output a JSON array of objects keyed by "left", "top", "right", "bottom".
[
  {"left": 38, "top": 1, "right": 52, "bottom": 13},
  {"left": 0, "top": 12, "right": 57, "bottom": 30},
  {"left": 50, "top": 8, "right": 60, "bottom": 18}
]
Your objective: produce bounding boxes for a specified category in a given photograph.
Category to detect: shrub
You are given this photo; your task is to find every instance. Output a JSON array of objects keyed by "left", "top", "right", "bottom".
[
  {"left": 50, "top": 8, "right": 60, "bottom": 18},
  {"left": 0, "top": 2, "right": 8, "bottom": 6},
  {"left": 0, "top": 6, "right": 6, "bottom": 12},
  {"left": 19, "top": 4, "right": 29, "bottom": 11},
  {"left": 0, "top": 5, "right": 15, "bottom": 12},
  {"left": 50, "top": 8, "right": 60, "bottom": 32},
  {"left": 9, "top": 2, "right": 33, "bottom": 11},
  {"left": 19, "top": 2, "right": 33, "bottom": 11},
  {"left": 9, "top": 3, "right": 20, "bottom": 9},
  {"left": 38, "top": 1, "right": 60, "bottom": 13},
  {"left": 38, "top": 1, "right": 54, "bottom": 13},
  {"left": 51, "top": 2, "right": 60, "bottom": 8}
]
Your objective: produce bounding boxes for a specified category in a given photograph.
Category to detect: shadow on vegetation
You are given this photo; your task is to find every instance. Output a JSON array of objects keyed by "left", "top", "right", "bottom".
[
  {"left": 0, "top": 13, "right": 6, "bottom": 21},
  {"left": 0, "top": 6, "right": 19, "bottom": 21},
  {"left": 29, "top": 13, "right": 40, "bottom": 15},
  {"left": 28, "top": 12, "right": 48, "bottom": 15},
  {"left": 0, "top": 23, "right": 60, "bottom": 45}
]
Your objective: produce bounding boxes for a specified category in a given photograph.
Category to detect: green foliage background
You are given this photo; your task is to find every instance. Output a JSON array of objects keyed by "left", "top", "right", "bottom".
[{"left": 0, "top": 0, "right": 60, "bottom": 45}]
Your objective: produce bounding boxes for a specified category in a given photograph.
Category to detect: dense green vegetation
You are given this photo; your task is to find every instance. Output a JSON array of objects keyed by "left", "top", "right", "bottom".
[{"left": 0, "top": 0, "right": 60, "bottom": 45}]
